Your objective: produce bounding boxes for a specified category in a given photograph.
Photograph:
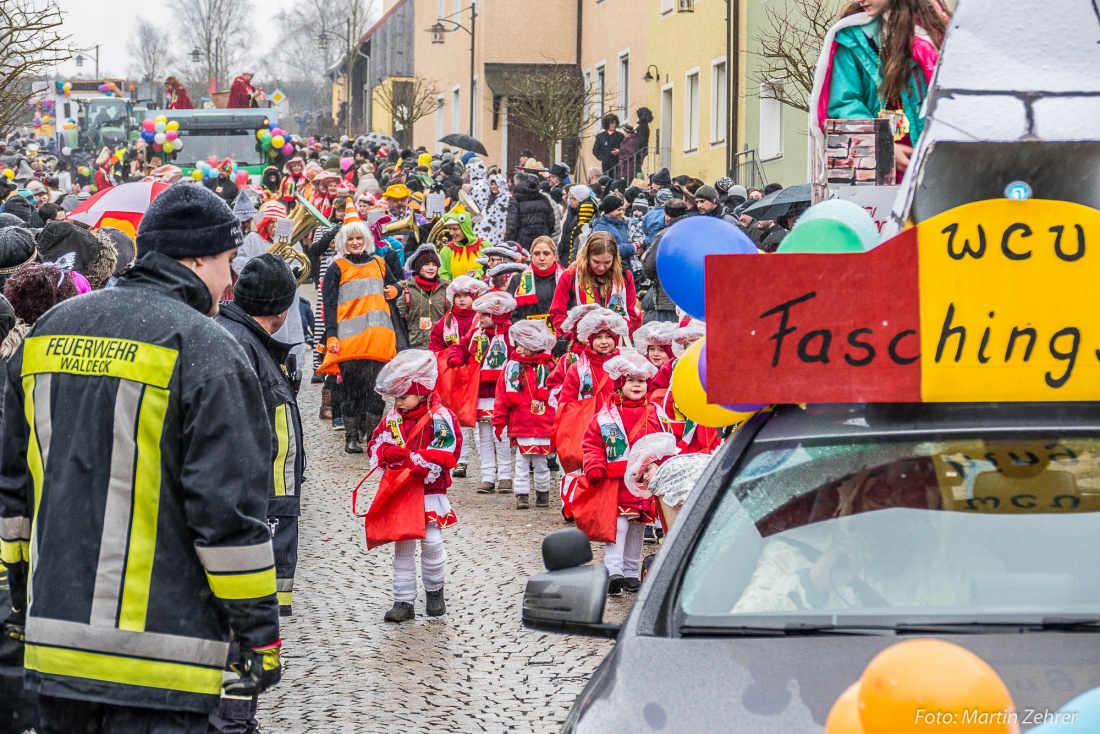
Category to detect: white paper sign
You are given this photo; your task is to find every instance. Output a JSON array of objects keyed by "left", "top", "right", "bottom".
[
  {"left": 274, "top": 217, "right": 294, "bottom": 241},
  {"left": 366, "top": 208, "right": 386, "bottom": 226},
  {"left": 426, "top": 193, "right": 446, "bottom": 218}
]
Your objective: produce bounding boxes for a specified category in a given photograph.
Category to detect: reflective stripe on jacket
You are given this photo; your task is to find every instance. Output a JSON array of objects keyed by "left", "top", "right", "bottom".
[{"left": 319, "top": 255, "right": 397, "bottom": 374}]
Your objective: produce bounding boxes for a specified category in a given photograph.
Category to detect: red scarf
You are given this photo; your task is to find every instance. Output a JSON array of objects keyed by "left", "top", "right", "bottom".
[{"left": 414, "top": 275, "right": 440, "bottom": 292}]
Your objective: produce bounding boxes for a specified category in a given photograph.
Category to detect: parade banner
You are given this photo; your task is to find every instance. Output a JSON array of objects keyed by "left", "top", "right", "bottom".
[{"left": 705, "top": 199, "right": 1100, "bottom": 404}]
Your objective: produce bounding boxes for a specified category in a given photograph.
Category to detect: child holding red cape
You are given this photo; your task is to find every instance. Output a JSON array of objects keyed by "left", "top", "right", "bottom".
[
  {"left": 365, "top": 350, "right": 463, "bottom": 623},
  {"left": 577, "top": 353, "right": 665, "bottom": 596}
]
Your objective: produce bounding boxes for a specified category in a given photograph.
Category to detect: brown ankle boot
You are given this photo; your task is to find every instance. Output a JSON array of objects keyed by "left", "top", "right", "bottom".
[{"left": 319, "top": 387, "right": 333, "bottom": 420}]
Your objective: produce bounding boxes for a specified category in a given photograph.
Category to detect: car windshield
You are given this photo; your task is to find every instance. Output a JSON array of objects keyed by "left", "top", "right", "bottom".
[
  {"left": 179, "top": 132, "right": 261, "bottom": 167},
  {"left": 679, "top": 411, "right": 1100, "bottom": 628}
]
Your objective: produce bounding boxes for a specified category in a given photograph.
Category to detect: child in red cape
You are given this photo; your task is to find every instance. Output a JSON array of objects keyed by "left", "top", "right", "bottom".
[
  {"left": 365, "top": 350, "right": 463, "bottom": 623},
  {"left": 651, "top": 319, "right": 720, "bottom": 454},
  {"left": 429, "top": 274, "right": 488, "bottom": 478},
  {"left": 449, "top": 290, "right": 515, "bottom": 493},
  {"left": 550, "top": 307, "right": 627, "bottom": 410},
  {"left": 492, "top": 320, "right": 558, "bottom": 510},
  {"left": 546, "top": 302, "right": 602, "bottom": 406},
  {"left": 579, "top": 353, "right": 665, "bottom": 596}
]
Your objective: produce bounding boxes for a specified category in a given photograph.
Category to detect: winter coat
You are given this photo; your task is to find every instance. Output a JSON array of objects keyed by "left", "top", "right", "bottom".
[
  {"left": 428, "top": 308, "right": 477, "bottom": 353},
  {"left": 582, "top": 398, "right": 663, "bottom": 514},
  {"left": 438, "top": 238, "right": 485, "bottom": 281},
  {"left": 642, "top": 227, "right": 678, "bottom": 314},
  {"left": 477, "top": 175, "right": 511, "bottom": 245},
  {"left": 642, "top": 206, "right": 666, "bottom": 246},
  {"left": 366, "top": 399, "right": 462, "bottom": 495},
  {"left": 491, "top": 355, "right": 556, "bottom": 439},
  {"left": 451, "top": 324, "right": 511, "bottom": 401},
  {"left": 37, "top": 219, "right": 105, "bottom": 277},
  {"left": 552, "top": 349, "right": 617, "bottom": 408},
  {"left": 203, "top": 175, "right": 239, "bottom": 206},
  {"left": 396, "top": 276, "right": 449, "bottom": 350},
  {"left": 505, "top": 178, "right": 556, "bottom": 248},
  {"left": 0, "top": 252, "right": 278, "bottom": 713},
  {"left": 507, "top": 266, "right": 562, "bottom": 323},
  {"left": 559, "top": 198, "right": 598, "bottom": 265},
  {"left": 548, "top": 265, "right": 640, "bottom": 334},
  {"left": 593, "top": 129, "right": 625, "bottom": 173}
]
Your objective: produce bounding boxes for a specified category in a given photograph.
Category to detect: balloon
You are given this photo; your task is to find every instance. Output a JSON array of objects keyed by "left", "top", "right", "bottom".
[
  {"left": 162, "top": 141, "right": 174, "bottom": 154},
  {"left": 776, "top": 219, "right": 866, "bottom": 254},
  {"left": 154, "top": 121, "right": 166, "bottom": 134},
  {"left": 166, "top": 120, "right": 179, "bottom": 132},
  {"left": 152, "top": 143, "right": 162, "bottom": 152},
  {"left": 42, "top": 114, "right": 50, "bottom": 123},
  {"left": 271, "top": 135, "right": 285, "bottom": 149},
  {"left": 155, "top": 115, "right": 167, "bottom": 124},
  {"left": 207, "top": 155, "right": 219, "bottom": 166},
  {"left": 859, "top": 640, "right": 1015, "bottom": 734},
  {"left": 270, "top": 127, "right": 282, "bottom": 136},
  {"left": 825, "top": 682, "right": 865, "bottom": 734},
  {"left": 1, "top": 169, "right": 12, "bottom": 180},
  {"left": 32, "top": 117, "right": 41, "bottom": 126},
  {"left": 56, "top": 80, "right": 64, "bottom": 89},
  {"left": 235, "top": 171, "right": 249, "bottom": 186},
  {"left": 28, "top": 98, "right": 37, "bottom": 106},
  {"left": 671, "top": 340, "right": 755, "bottom": 428},
  {"left": 141, "top": 131, "right": 155, "bottom": 143},
  {"left": 656, "top": 216, "right": 757, "bottom": 321},
  {"left": 153, "top": 132, "right": 166, "bottom": 145},
  {"left": 142, "top": 119, "right": 155, "bottom": 132},
  {"left": 260, "top": 132, "right": 272, "bottom": 145},
  {"left": 796, "top": 198, "right": 880, "bottom": 250},
  {"left": 63, "top": 83, "right": 71, "bottom": 91},
  {"left": 256, "top": 129, "right": 265, "bottom": 140},
  {"left": 1030, "top": 686, "right": 1100, "bottom": 733},
  {"left": 64, "top": 90, "right": 71, "bottom": 97},
  {"left": 88, "top": 185, "right": 97, "bottom": 193},
  {"left": 61, "top": 146, "right": 71, "bottom": 156},
  {"left": 173, "top": 138, "right": 184, "bottom": 151},
  {"left": 697, "top": 344, "right": 766, "bottom": 412},
  {"left": 282, "top": 143, "right": 294, "bottom": 155},
  {"left": 165, "top": 130, "right": 178, "bottom": 141},
  {"left": 191, "top": 169, "right": 204, "bottom": 181}
]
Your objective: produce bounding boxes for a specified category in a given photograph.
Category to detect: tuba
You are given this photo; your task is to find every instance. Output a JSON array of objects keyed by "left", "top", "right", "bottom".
[
  {"left": 381, "top": 212, "right": 420, "bottom": 244},
  {"left": 289, "top": 193, "right": 332, "bottom": 246},
  {"left": 428, "top": 190, "right": 483, "bottom": 246}
]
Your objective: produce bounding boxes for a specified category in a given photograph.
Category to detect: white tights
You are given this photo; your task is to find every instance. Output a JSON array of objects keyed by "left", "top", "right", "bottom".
[
  {"left": 392, "top": 523, "right": 446, "bottom": 603},
  {"left": 458, "top": 427, "right": 471, "bottom": 464},
  {"left": 475, "top": 422, "right": 511, "bottom": 483},
  {"left": 604, "top": 517, "right": 645, "bottom": 579},
  {"left": 513, "top": 453, "right": 550, "bottom": 495}
]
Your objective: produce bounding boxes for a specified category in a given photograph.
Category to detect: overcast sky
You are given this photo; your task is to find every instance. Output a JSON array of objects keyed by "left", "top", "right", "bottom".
[{"left": 51, "top": 0, "right": 287, "bottom": 79}]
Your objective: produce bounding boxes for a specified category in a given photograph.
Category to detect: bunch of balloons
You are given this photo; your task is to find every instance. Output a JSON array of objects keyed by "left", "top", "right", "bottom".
[
  {"left": 255, "top": 120, "right": 294, "bottom": 158},
  {"left": 190, "top": 157, "right": 248, "bottom": 187},
  {"left": 777, "top": 199, "right": 880, "bottom": 253},
  {"left": 28, "top": 97, "right": 55, "bottom": 133},
  {"left": 76, "top": 166, "right": 92, "bottom": 177},
  {"left": 141, "top": 116, "right": 184, "bottom": 156},
  {"left": 97, "top": 82, "right": 119, "bottom": 97},
  {"left": 826, "top": 640, "right": 1018, "bottom": 733},
  {"left": 63, "top": 120, "right": 76, "bottom": 130},
  {"left": 55, "top": 80, "right": 73, "bottom": 97}
]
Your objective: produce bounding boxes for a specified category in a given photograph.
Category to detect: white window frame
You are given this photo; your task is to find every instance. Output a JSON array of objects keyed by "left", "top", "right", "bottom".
[
  {"left": 617, "top": 50, "right": 630, "bottom": 118},
  {"left": 660, "top": 83, "right": 674, "bottom": 170},
  {"left": 451, "top": 85, "right": 461, "bottom": 134},
  {"left": 595, "top": 62, "right": 607, "bottom": 119},
  {"left": 710, "top": 57, "right": 727, "bottom": 146},
  {"left": 684, "top": 67, "right": 700, "bottom": 153},
  {"left": 583, "top": 68, "right": 593, "bottom": 125},
  {"left": 760, "top": 79, "right": 785, "bottom": 161},
  {"left": 435, "top": 94, "right": 445, "bottom": 153}
]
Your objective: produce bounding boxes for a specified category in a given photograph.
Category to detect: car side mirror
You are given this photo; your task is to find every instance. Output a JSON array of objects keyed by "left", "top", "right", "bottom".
[{"left": 522, "top": 529, "right": 620, "bottom": 638}]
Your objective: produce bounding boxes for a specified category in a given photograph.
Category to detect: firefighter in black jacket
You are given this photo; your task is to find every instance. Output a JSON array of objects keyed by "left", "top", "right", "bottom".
[{"left": 0, "top": 184, "right": 282, "bottom": 732}]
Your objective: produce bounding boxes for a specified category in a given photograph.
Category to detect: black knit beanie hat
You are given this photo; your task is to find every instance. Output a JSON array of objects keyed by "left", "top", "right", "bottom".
[
  {"left": 136, "top": 183, "right": 243, "bottom": 259},
  {"left": 233, "top": 254, "right": 297, "bottom": 317}
]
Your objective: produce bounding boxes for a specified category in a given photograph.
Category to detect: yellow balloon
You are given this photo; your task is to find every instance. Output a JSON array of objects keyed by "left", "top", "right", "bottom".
[
  {"left": 2, "top": 169, "right": 13, "bottom": 180},
  {"left": 671, "top": 339, "right": 754, "bottom": 428},
  {"left": 166, "top": 120, "right": 179, "bottom": 132},
  {"left": 271, "top": 135, "right": 285, "bottom": 149},
  {"left": 191, "top": 169, "right": 204, "bottom": 181},
  {"left": 155, "top": 115, "right": 167, "bottom": 124},
  {"left": 256, "top": 129, "right": 265, "bottom": 140},
  {"left": 826, "top": 682, "right": 866, "bottom": 734}
]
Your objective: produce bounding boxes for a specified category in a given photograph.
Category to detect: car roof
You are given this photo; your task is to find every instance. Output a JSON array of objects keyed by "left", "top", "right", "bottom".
[{"left": 754, "top": 403, "right": 1100, "bottom": 444}]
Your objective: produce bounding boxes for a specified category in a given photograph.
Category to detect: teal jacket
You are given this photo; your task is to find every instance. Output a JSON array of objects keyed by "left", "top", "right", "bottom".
[{"left": 827, "top": 18, "right": 930, "bottom": 145}]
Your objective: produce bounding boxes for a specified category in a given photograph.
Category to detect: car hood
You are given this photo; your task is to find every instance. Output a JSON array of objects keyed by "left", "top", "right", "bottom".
[{"left": 571, "top": 632, "right": 1100, "bottom": 733}]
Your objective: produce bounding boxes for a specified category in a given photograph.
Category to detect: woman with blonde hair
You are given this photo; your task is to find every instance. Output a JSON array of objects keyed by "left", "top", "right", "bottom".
[
  {"left": 549, "top": 230, "right": 640, "bottom": 335},
  {"left": 318, "top": 203, "right": 402, "bottom": 452}
]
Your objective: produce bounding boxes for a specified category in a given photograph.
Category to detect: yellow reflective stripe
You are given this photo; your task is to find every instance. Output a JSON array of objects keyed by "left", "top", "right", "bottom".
[
  {"left": 24, "top": 644, "right": 223, "bottom": 696},
  {"left": 0, "top": 538, "right": 28, "bottom": 564},
  {"left": 22, "top": 336, "right": 179, "bottom": 389},
  {"left": 273, "top": 404, "right": 289, "bottom": 497},
  {"left": 118, "top": 386, "right": 170, "bottom": 632},
  {"left": 205, "top": 567, "right": 277, "bottom": 600},
  {"left": 21, "top": 375, "right": 43, "bottom": 516},
  {"left": 277, "top": 591, "right": 292, "bottom": 607}
]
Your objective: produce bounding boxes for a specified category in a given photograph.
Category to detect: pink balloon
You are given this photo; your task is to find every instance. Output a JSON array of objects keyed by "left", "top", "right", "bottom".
[
  {"left": 281, "top": 143, "right": 294, "bottom": 155},
  {"left": 235, "top": 171, "right": 249, "bottom": 185},
  {"left": 142, "top": 119, "right": 155, "bottom": 132},
  {"left": 270, "top": 127, "right": 282, "bottom": 136},
  {"left": 207, "top": 155, "right": 218, "bottom": 166},
  {"left": 165, "top": 130, "right": 178, "bottom": 141}
]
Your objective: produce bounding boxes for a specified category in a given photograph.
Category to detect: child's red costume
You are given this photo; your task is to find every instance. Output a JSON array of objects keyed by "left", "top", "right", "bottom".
[{"left": 492, "top": 353, "right": 556, "bottom": 454}]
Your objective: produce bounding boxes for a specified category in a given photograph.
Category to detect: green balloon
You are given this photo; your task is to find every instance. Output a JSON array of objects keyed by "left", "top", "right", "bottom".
[
  {"left": 260, "top": 132, "right": 273, "bottom": 144},
  {"left": 776, "top": 219, "right": 866, "bottom": 253}
]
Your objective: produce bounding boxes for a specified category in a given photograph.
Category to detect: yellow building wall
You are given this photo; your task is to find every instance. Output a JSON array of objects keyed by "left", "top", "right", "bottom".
[
  {"left": 646, "top": 0, "right": 730, "bottom": 184},
  {"left": 331, "top": 74, "right": 346, "bottom": 123},
  {"left": 577, "top": 0, "right": 648, "bottom": 179},
  {"left": 370, "top": 77, "right": 398, "bottom": 140}
]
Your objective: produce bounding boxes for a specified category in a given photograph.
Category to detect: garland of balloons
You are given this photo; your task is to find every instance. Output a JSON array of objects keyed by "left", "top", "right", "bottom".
[
  {"left": 140, "top": 116, "right": 184, "bottom": 157},
  {"left": 190, "top": 156, "right": 250, "bottom": 188},
  {"left": 27, "top": 97, "right": 55, "bottom": 134},
  {"left": 54, "top": 80, "right": 73, "bottom": 97},
  {"left": 255, "top": 118, "right": 294, "bottom": 159},
  {"left": 655, "top": 199, "right": 882, "bottom": 429}
]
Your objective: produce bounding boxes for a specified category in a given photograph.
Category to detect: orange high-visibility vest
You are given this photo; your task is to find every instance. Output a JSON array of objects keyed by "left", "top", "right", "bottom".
[{"left": 318, "top": 256, "right": 396, "bottom": 374}]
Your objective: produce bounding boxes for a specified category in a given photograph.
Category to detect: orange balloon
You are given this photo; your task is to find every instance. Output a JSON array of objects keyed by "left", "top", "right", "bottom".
[
  {"left": 826, "top": 682, "right": 866, "bottom": 734},
  {"left": 859, "top": 640, "right": 1018, "bottom": 734}
]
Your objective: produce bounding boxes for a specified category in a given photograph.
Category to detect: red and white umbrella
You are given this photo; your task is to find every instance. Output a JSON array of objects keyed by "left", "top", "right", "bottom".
[{"left": 69, "top": 181, "right": 170, "bottom": 238}]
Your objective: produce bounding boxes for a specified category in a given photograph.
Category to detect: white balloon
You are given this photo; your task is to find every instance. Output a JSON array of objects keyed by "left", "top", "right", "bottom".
[
  {"left": 154, "top": 132, "right": 166, "bottom": 145},
  {"left": 61, "top": 146, "right": 72, "bottom": 156}
]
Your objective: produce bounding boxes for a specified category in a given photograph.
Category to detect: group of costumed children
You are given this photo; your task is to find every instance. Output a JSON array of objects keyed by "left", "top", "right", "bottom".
[{"left": 361, "top": 275, "right": 719, "bottom": 620}]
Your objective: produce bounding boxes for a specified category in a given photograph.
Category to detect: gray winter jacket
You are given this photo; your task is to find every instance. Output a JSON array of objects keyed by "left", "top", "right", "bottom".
[{"left": 642, "top": 226, "right": 677, "bottom": 313}]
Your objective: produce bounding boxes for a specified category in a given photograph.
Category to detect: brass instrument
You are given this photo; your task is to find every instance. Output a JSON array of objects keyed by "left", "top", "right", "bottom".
[
  {"left": 427, "top": 190, "right": 484, "bottom": 246},
  {"left": 381, "top": 212, "right": 420, "bottom": 244},
  {"left": 268, "top": 226, "right": 312, "bottom": 286},
  {"left": 289, "top": 193, "right": 332, "bottom": 246},
  {"left": 267, "top": 193, "right": 330, "bottom": 286}
]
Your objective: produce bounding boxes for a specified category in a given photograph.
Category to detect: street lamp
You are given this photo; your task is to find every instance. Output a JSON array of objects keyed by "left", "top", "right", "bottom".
[
  {"left": 678, "top": 0, "right": 695, "bottom": 12},
  {"left": 317, "top": 32, "right": 329, "bottom": 51},
  {"left": 424, "top": 6, "right": 477, "bottom": 136},
  {"left": 643, "top": 65, "right": 660, "bottom": 83},
  {"left": 190, "top": 48, "right": 201, "bottom": 63},
  {"left": 74, "top": 44, "right": 100, "bottom": 77}
]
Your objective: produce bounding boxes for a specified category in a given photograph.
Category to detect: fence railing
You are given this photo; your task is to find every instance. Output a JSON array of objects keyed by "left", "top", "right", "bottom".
[{"left": 731, "top": 149, "right": 768, "bottom": 190}]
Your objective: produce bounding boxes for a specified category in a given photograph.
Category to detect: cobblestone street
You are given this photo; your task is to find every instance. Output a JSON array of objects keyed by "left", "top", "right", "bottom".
[{"left": 259, "top": 364, "right": 627, "bottom": 733}]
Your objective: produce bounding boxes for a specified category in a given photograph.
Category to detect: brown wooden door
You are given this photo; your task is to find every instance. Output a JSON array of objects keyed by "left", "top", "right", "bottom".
[{"left": 506, "top": 102, "right": 549, "bottom": 170}]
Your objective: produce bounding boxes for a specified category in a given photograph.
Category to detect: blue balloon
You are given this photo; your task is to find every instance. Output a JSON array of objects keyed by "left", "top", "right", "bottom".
[
  {"left": 1030, "top": 686, "right": 1100, "bottom": 733},
  {"left": 141, "top": 131, "right": 155, "bottom": 143},
  {"left": 655, "top": 215, "right": 757, "bottom": 320}
]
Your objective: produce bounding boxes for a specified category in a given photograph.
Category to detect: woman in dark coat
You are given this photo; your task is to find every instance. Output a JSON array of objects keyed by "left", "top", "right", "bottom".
[
  {"left": 504, "top": 173, "right": 555, "bottom": 249},
  {"left": 592, "top": 114, "right": 625, "bottom": 175}
]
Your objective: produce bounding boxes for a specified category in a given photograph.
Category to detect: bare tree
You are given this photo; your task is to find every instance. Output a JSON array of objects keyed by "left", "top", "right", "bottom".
[
  {"left": 128, "top": 18, "right": 172, "bottom": 98},
  {"left": 751, "top": 0, "right": 844, "bottom": 113},
  {"left": 0, "top": 0, "right": 71, "bottom": 136},
  {"left": 503, "top": 64, "right": 604, "bottom": 155},
  {"left": 178, "top": 0, "right": 254, "bottom": 90},
  {"left": 372, "top": 76, "right": 440, "bottom": 148}
]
